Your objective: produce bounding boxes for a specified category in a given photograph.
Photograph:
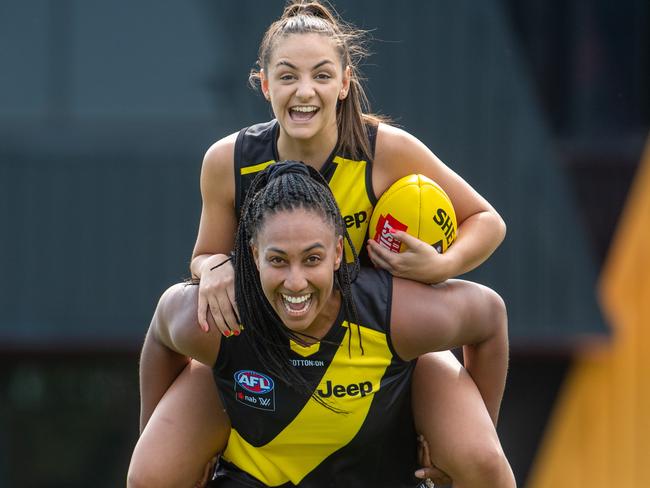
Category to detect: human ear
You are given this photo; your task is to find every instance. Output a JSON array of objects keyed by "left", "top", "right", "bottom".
[
  {"left": 339, "top": 66, "right": 351, "bottom": 100},
  {"left": 251, "top": 244, "right": 261, "bottom": 270},
  {"left": 334, "top": 236, "right": 344, "bottom": 270},
  {"left": 260, "top": 69, "right": 271, "bottom": 101}
]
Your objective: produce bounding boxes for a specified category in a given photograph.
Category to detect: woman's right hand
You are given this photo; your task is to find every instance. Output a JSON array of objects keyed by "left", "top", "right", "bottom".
[
  {"left": 194, "top": 456, "right": 218, "bottom": 488},
  {"left": 197, "top": 254, "right": 240, "bottom": 336},
  {"left": 415, "top": 435, "right": 452, "bottom": 486}
]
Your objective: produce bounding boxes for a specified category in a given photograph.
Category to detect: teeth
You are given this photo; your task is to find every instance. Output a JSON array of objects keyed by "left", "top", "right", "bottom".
[
  {"left": 282, "top": 293, "right": 311, "bottom": 304},
  {"left": 291, "top": 106, "right": 318, "bottom": 113}
]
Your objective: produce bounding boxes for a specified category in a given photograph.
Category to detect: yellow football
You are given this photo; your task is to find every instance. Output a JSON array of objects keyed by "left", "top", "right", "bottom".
[{"left": 369, "top": 174, "right": 457, "bottom": 253}]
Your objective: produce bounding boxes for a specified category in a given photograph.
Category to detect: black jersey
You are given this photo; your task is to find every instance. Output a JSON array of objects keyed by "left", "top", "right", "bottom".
[
  {"left": 233, "top": 120, "right": 378, "bottom": 262},
  {"left": 212, "top": 267, "right": 420, "bottom": 487}
]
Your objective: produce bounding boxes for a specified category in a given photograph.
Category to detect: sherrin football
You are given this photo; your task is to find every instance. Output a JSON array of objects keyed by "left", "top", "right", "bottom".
[{"left": 369, "top": 174, "right": 457, "bottom": 254}]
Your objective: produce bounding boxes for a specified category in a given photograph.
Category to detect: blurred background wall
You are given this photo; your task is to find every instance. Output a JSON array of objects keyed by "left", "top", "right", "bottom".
[{"left": 0, "top": 1, "right": 647, "bottom": 486}]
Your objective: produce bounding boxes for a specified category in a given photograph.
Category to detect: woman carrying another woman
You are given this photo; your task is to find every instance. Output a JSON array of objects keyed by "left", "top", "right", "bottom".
[
  {"left": 130, "top": 162, "right": 514, "bottom": 487},
  {"left": 131, "top": 2, "right": 512, "bottom": 486}
]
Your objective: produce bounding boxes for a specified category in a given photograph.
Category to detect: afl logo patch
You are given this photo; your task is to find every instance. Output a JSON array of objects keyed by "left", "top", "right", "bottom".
[
  {"left": 234, "top": 370, "right": 276, "bottom": 411},
  {"left": 234, "top": 370, "right": 274, "bottom": 394}
]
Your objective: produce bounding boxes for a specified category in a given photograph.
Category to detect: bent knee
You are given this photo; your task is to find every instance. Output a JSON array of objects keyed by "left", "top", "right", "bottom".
[
  {"left": 127, "top": 452, "right": 196, "bottom": 488},
  {"left": 412, "top": 350, "right": 463, "bottom": 390},
  {"left": 469, "top": 442, "right": 508, "bottom": 476},
  {"left": 127, "top": 462, "right": 169, "bottom": 488},
  {"left": 482, "top": 285, "right": 507, "bottom": 324},
  {"left": 449, "top": 440, "right": 514, "bottom": 486},
  {"left": 158, "top": 282, "right": 198, "bottom": 312},
  {"left": 154, "top": 282, "right": 199, "bottom": 325}
]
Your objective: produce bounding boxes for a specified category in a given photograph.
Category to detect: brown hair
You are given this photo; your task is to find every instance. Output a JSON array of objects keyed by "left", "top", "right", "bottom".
[{"left": 249, "top": 1, "right": 386, "bottom": 161}]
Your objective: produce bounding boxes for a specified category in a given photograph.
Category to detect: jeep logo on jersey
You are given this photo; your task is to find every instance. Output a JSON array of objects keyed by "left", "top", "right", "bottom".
[
  {"left": 343, "top": 210, "right": 368, "bottom": 229},
  {"left": 234, "top": 370, "right": 274, "bottom": 394},
  {"left": 234, "top": 370, "right": 276, "bottom": 411},
  {"left": 317, "top": 380, "right": 373, "bottom": 398}
]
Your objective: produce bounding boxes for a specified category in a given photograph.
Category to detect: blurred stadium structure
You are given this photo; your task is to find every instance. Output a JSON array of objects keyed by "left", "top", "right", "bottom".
[
  {"left": 0, "top": 1, "right": 647, "bottom": 486},
  {"left": 529, "top": 127, "right": 650, "bottom": 488}
]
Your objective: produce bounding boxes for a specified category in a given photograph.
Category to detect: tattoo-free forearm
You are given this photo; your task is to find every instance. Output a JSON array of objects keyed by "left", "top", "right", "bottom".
[{"left": 441, "top": 211, "right": 506, "bottom": 280}]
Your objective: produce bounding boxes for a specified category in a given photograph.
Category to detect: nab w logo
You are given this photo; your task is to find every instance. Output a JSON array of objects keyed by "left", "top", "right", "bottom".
[
  {"left": 234, "top": 370, "right": 274, "bottom": 394},
  {"left": 259, "top": 398, "right": 272, "bottom": 407}
]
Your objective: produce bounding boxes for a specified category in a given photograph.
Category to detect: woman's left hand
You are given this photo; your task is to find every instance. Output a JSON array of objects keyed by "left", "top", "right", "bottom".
[{"left": 367, "top": 230, "right": 452, "bottom": 284}]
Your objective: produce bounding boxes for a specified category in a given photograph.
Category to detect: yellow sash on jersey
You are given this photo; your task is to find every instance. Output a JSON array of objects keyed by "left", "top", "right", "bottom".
[{"left": 223, "top": 322, "right": 392, "bottom": 486}]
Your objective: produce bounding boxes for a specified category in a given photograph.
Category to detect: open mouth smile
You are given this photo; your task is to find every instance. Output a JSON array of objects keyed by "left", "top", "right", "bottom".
[
  {"left": 289, "top": 106, "right": 319, "bottom": 121},
  {"left": 281, "top": 293, "right": 313, "bottom": 316}
]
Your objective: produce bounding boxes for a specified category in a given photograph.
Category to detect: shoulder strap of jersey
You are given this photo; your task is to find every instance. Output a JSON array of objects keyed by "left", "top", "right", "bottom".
[
  {"left": 234, "top": 120, "right": 278, "bottom": 217},
  {"left": 363, "top": 121, "right": 379, "bottom": 204},
  {"left": 350, "top": 267, "right": 392, "bottom": 334},
  {"left": 348, "top": 267, "right": 407, "bottom": 363}
]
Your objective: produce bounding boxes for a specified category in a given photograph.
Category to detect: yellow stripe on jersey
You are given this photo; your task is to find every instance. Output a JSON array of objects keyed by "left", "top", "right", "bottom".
[
  {"left": 223, "top": 321, "right": 392, "bottom": 486},
  {"left": 328, "top": 156, "right": 374, "bottom": 261},
  {"left": 241, "top": 160, "right": 276, "bottom": 175},
  {"left": 290, "top": 339, "right": 321, "bottom": 357}
]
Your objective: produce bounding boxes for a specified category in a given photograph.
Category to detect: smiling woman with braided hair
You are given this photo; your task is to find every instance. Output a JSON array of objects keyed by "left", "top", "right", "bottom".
[{"left": 129, "top": 161, "right": 514, "bottom": 488}]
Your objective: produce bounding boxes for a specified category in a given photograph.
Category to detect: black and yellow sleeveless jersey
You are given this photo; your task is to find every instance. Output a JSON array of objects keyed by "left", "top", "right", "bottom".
[
  {"left": 233, "top": 120, "right": 378, "bottom": 262},
  {"left": 212, "top": 267, "right": 420, "bottom": 487}
]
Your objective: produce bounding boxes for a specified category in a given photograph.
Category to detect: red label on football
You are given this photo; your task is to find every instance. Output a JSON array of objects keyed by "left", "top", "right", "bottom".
[{"left": 373, "top": 213, "right": 408, "bottom": 253}]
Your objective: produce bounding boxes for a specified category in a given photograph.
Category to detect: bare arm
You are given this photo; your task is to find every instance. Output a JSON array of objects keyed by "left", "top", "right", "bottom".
[
  {"left": 190, "top": 133, "right": 239, "bottom": 278},
  {"left": 139, "top": 283, "right": 222, "bottom": 432},
  {"left": 370, "top": 124, "right": 506, "bottom": 283},
  {"left": 390, "top": 278, "right": 509, "bottom": 425},
  {"left": 188, "top": 133, "right": 243, "bottom": 334}
]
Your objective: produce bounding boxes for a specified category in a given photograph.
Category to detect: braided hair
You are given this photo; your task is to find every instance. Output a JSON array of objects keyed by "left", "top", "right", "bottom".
[{"left": 233, "top": 160, "right": 360, "bottom": 408}]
